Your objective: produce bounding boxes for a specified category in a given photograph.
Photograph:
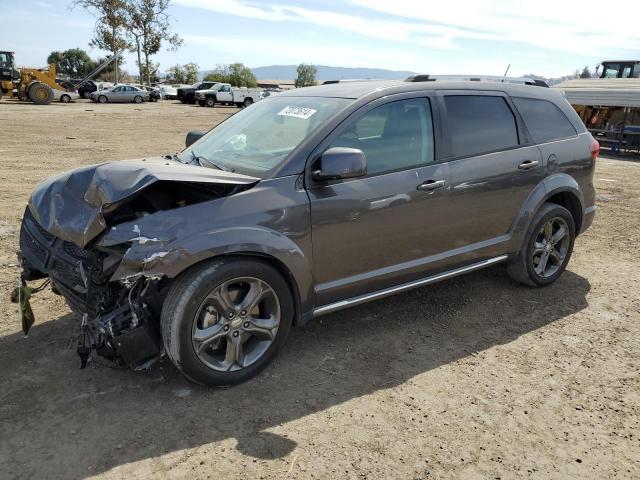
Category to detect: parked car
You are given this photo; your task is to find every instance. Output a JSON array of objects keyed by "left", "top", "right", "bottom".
[
  {"left": 78, "top": 81, "right": 114, "bottom": 99},
  {"left": 53, "top": 88, "right": 80, "bottom": 103},
  {"left": 52, "top": 81, "right": 80, "bottom": 103},
  {"left": 160, "top": 83, "right": 189, "bottom": 100},
  {"left": 195, "top": 83, "right": 263, "bottom": 107},
  {"left": 133, "top": 85, "right": 161, "bottom": 102},
  {"left": 177, "top": 81, "right": 218, "bottom": 104},
  {"left": 90, "top": 85, "right": 150, "bottom": 103},
  {"left": 19, "top": 79, "right": 597, "bottom": 386}
]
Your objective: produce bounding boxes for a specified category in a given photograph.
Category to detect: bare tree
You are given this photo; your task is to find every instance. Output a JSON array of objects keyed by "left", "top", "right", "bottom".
[
  {"left": 126, "top": 0, "right": 183, "bottom": 85},
  {"left": 72, "top": 0, "right": 130, "bottom": 83}
]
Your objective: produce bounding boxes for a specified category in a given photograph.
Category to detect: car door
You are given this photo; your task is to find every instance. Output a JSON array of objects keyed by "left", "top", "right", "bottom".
[
  {"left": 217, "top": 84, "right": 233, "bottom": 102},
  {"left": 109, "top": 86, "right": 123, "bottom": 102},
  {"left": 308, "top": 94, "right": 456, "bottom": 306},
  {"left": 438, "top": 91, "right": 544, "bottom": 256}
]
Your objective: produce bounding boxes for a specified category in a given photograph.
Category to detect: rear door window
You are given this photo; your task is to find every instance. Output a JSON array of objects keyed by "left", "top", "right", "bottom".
[
  {"left": 444, "top": 95, "right": 519, "bottom": 158},
  {"left": 513, "top": 97, "right": 577, "bottom": 144}
]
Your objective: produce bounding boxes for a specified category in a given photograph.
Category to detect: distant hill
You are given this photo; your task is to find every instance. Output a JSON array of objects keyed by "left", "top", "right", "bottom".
[
  {"left": 198, "top": 65, "right": 417, "bottom": 82},
  {"left": 252, "top": 65, "right": 417, "bottom": 81}
]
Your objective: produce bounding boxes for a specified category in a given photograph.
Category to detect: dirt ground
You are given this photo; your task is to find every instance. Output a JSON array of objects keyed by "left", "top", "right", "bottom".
[{"left": 0, "top": 98, "right": 639, "bottom": 480}]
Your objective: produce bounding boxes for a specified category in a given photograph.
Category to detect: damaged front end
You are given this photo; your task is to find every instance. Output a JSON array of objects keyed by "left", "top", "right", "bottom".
[{"left": 18, "top": 157, "right": 259, "bottom": 369}]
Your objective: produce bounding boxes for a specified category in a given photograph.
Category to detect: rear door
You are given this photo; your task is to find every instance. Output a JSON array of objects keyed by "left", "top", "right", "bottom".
[
  {"left": 439, "top": 91, "right": 544, "bottom": 255},
  {"left": 308, "top": 94, "right": 455, "bottom": 305}
]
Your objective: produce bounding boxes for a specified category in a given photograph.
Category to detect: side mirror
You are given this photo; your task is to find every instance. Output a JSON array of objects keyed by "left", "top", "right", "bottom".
[
  {"left": 185, "top": 130, "right": 206, "bottom": 148},
  {"left": 313, "top": 147, "right": 367, "bottom": 181}
]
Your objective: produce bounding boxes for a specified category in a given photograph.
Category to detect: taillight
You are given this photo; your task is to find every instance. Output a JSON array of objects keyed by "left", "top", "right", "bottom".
[{"left": 590, "top": 138, "right": 600, "bottom": 162}]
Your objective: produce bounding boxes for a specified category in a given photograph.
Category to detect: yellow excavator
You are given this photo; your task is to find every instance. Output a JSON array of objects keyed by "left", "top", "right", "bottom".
[{"left": 1, "top": 50, "right": 68, "bottom": 105}]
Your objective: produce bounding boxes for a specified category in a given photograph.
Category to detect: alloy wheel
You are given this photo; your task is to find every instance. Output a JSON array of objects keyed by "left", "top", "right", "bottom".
[
  {"left": 531, "top": 216, "right": 570, "bottom": 278},
  {"left": 191, "top": 277, "right": 281, "bottom": 372}
]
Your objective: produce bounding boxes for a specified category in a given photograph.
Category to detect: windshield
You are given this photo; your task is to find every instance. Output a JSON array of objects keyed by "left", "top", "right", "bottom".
[{"left": 182, "top": 96, "right": 352, "bottom": 177}]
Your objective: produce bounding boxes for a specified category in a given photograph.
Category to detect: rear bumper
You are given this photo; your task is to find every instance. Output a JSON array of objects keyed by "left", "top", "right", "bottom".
[{"left": 580, "top": 206, "right": 596, "bottom": 234}]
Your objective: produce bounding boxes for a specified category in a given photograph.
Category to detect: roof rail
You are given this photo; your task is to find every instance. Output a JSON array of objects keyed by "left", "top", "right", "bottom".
[{"left": 405, "top": 74, "right": 549, "bottom": 88}]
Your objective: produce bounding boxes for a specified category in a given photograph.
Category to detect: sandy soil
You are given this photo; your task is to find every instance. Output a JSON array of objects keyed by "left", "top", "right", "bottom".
[{"left": 0, "top": 99, "right": 639, "bottom": 480}]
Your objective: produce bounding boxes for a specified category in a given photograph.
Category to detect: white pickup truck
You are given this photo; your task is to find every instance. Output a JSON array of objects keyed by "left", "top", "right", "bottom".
[{"left": 195, "top": 83, "right": 263, "bottom": 108}]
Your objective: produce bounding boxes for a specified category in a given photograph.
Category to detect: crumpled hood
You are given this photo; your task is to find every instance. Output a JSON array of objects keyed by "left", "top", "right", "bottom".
[{"left": 28, "top": 157, "right": 259, "bottom": 248}]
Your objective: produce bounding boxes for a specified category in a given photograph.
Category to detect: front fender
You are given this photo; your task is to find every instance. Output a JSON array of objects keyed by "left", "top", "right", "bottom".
[
  {"left": 110, "top": 225, "right": 315, "bottom": 317},
  {"left": 510, "top": 173, "right": 584, "bottom": 251}
]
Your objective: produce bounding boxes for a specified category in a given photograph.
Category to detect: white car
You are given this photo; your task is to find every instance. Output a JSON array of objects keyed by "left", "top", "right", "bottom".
[
  {"left": 159, "top": 84, "right": 189, "bottom": 100},
  {"left": 53, "top": 89, "right": 80, "bottom": 103}
]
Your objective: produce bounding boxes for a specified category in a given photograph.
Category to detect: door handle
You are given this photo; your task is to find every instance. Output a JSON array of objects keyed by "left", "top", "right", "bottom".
[
  {"left": 518, "top": 160, "right": 539, "bottom": 170},
  {"left": 417, "top": 179, "right": 446, "bottom": 192}
]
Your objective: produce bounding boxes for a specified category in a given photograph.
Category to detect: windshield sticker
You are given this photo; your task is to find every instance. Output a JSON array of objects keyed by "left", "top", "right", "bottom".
[{"left": 277, "top": 106, "right": 318, "bottom": 119}]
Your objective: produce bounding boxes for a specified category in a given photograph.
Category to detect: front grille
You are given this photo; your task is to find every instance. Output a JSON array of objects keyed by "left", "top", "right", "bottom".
[
  {"left": 19, "top": 208, "right": 108, "bottom": 316},
  {"left": 63, "top": 241, "right": 90, "bottom": 259}
]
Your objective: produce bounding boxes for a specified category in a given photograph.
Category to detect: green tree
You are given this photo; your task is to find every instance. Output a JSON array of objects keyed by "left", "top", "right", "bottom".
[
  {"left": 166, "top": 63, "right": 199, "bottom": 84},
  {"left": 203, "top": 64, "right": 230, "bottom": 83},
  {"left": 47, "top": 48, "right": 97, "bottom": 77},
  {"left": 204, "top": 63, "right": 256, "bottom": 87},
  {"left": 228, "top": 62, "right": 257, "bottom": 87},
  {"left": 580, "top": 66, "right": 591, "bottom": 79},
  {"left": 125, "top": 0, "right": 183, "bottom": 85},
  {"left": 72, "top": 0, "right": 131, "bottom": 83},
  {"left": 295, "top": 63, "right": 317, "bottom": 87}
]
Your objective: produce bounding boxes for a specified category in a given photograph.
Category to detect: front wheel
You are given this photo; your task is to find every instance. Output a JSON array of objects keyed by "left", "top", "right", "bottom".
[
  {"left": 161, "top": 258, "right": 294, "bottom": 386},
  {"left": 98, "top": 95, "right": 107, "bottom": 103},
  {"left": 205, "top": 97, "right": 216, "bottom": 108},
  {"left": 508, "top": 202, "right": 575, "bottom": 287},
  {"left": 60, "top": 94, "right": 71, "bottom": 103}
]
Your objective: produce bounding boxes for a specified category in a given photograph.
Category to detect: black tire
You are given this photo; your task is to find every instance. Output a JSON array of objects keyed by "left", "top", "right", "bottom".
[
  {"left": 27, "top": 82, "right": 53, "bottom": 105},
  {"left": 161, "top": 258, "right": 294, "bottom": 386},
  {"left": 205, "top": 97, "right": 216, "bottom": 108},
  {"left": 243, "top": 97, "right": 253, "bottom": 107},
  {"left": 60, "top": 94, "right": 71, "bottom": 103},
  {"left": 98, "top": 95, "right": 107, "bottom": 103},
  {"left": 134, "top": 95, "right": 143, "bottom": 103},
  {"left": 187, "top": 94, "right": 196, "bottom": 104},
  {"left": 507, "top": 202, "right": 575, "bottom": 287}
]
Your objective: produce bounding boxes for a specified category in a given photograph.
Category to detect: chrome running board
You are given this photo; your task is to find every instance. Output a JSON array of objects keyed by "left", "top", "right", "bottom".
[{"left": 313, "top": 255, "right": 509, "bottom": 317}]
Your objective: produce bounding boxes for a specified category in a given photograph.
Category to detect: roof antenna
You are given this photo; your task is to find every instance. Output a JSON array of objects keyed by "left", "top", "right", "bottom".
[{"left": 503, "top": 64, "right": 511, "bottom": 77}]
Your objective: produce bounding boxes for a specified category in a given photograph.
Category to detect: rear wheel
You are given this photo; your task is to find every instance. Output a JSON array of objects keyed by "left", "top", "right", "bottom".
[
  {"left": 134, "top": 95, "right": 143, "bottom": 103},
  {"left": 27, "top": 82, "right": 53, "bottom": 105},
  {"left": 161, "top": 258, "right": 294, "bottom": 386},
  {"left": 243, "top": 97, "right": 253, "bottom": 107},
  {"left": 508, "top": 203, "right": 575, "bottom": 287}
]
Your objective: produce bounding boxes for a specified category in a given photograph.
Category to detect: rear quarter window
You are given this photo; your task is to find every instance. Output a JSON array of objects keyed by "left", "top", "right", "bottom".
[
  {"left": 444, "top": 95, "right": 519, "bottom": 158},
  {"left": 513, "top": 97, "right": 577, "bottom": 144}
]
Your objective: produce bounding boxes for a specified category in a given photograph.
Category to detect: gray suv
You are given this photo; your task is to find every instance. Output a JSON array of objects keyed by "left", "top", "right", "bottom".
[{"left": 19, "top": 79, "right": 597, "bottom": 385}]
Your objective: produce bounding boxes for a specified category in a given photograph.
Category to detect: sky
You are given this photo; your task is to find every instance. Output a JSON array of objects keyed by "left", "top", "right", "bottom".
[{"left": 2, "top": 0, "right": 640, "bottom": 78}]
